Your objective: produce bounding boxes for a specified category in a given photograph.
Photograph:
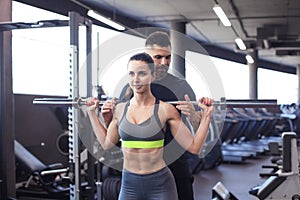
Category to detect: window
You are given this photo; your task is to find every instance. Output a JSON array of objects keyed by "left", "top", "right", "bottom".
[
  {"left": 12, "top": 1, "right": 69, "bottom": 96},
  {"left": 12, "top": 1, "right": 298, "bottom": 103},
  {"left": 212, "top": 56, "right": 249, "bottom": 99},
  {"left": 258, "top": 68, "right": 297, "bottom": 104},
  {"left": 185, "top": 51, "right": 248, "bottom": 100}
]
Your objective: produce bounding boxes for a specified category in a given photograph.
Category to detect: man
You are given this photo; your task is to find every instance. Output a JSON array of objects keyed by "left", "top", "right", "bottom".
[{"left": 119, "top": 31, "right": 200, "bottom": 200}]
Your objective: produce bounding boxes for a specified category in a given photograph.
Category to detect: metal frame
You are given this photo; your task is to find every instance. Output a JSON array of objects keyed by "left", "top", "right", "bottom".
[
  {"left": 0, "top": 27, "right": 8, "bottom": 200},
  {"left": 0, "top": 23, "right": 15, "bottom": 200},
  {"left": 0, "top": 12, "right": 94, "bottom": 200},
  {"left": 68, "top": 11, "right": 93, "bottom": 200}
]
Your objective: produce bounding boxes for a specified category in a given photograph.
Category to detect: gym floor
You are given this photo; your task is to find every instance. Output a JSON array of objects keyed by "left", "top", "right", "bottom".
[
  {"left": 195, "top": 140, "right": 300, "bottom": 200},
  {"left": 193, "top": 155, "right": 272, "bottom": 200}
]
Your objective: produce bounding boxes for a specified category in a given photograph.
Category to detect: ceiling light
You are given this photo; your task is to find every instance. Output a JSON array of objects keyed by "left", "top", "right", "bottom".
[
  {"left": 213, "top": 4, "right": 231, "bottom": 27},
  {"left": 87, "top": 10, "right": 125, "bottom": 31},
  {"left": 245, "top": 55, "right": 254, "bottom": 64},
  {"left": 235, "top": 38, "right": 246, "bottom": 50}
]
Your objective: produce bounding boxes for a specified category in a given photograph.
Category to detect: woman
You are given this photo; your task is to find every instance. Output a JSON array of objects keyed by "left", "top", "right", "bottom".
[{"left": 86, "top": 52, "right": 214, "bottom": 200}]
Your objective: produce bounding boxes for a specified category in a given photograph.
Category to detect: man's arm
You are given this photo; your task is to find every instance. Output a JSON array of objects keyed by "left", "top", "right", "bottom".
[
  {"left": 101, "top": 84, "right": 132, "bottom": 127},
  {"left": 173, "top": 78, "right": 201, "bottom": 132},
  {"left": 176, "top": 94, "right": 201, "bottom": 132}
]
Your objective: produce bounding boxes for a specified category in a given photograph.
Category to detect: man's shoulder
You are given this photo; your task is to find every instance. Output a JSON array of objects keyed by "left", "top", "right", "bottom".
[
  {"left": 155, "top": 73, "right": 196, "bottom": 100},
  {"left": 168, "top": 73, "right": 193, "bottom": 89},
  {"left": 160, "top": 73, "right": 188, "bottom": 84}
]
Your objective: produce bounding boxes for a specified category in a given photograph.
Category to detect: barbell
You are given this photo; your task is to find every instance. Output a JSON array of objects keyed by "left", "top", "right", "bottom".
[{"left": 33, "top": 97, "right": 278, "bottom": 108}]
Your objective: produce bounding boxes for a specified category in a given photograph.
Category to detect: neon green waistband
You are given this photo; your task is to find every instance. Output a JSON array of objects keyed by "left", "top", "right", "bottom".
[{"left": 122, "top": 139, "right": 164, "bottom": 148}]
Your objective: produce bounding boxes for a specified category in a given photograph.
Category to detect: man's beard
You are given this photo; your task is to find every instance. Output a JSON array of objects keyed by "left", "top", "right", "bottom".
[{"left": 156, "top": 65, "right": 169, "bottom": 80}]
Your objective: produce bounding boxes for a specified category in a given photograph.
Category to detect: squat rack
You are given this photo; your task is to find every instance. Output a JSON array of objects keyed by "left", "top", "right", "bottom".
[{"left": 0, "top": 11, "right": 95, "bottom": 200}]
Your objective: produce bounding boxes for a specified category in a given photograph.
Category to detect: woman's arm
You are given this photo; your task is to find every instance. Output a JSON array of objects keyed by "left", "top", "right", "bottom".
[
  {"left": 86, "top": 97, "right": 120, "bottom": 150},
  {"left": 166, "top": 98, "right": 214, "bottom": 155}
]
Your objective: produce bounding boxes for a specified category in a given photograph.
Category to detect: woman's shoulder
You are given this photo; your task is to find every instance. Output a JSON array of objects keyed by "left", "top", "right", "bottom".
[{"left": 158, "top": 100, "right": 178, "bottom": 116}]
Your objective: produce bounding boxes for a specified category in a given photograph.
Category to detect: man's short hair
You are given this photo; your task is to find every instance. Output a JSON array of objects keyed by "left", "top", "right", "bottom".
[{"left": 145, "top": 31, "right": 171, "bottom": 48}]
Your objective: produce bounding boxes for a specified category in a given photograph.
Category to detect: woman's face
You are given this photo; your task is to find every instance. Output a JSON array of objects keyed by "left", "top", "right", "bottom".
[{"left": 127, "top": 60, "right": 155, "bottom": 94}]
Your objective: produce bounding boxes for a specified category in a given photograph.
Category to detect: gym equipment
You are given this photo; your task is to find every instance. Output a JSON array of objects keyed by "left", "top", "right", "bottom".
[
  {"left": 102, "top": 177, "right": 121, "bottom": 200},
  {"left": 220, "top": 105, "right": 285, "bottom": 163},
  {"left": 249, "top": 132, "right": 300, "bottom": 200},
  {"left": 220, "top": 110, "right": 264, "bottom": 163},
  {"left": 15, "top": 140, "right": 69, "bottom": 199},
  {"left": 212, "top": 181, "right": 238, "bottom": 200},
  {"left": 0, "top": 12, "right": 94, "bottom": 199},
  {"left": 0, "top": 18, "right": 68, "bottom": 199},
  {"left": 256, "top": 108, "right": 282, "bottom": 142},
  {"left": 67, "top": 11, "right": 95, "bottom": 200},
  {"left": 229, "top": 108, "right": 270, "bottom": 152},
  {"left": 33, "top": 97, "right": 278, "bottom": 109},
  {"left": 280, "top": 104, "right": 297, "bottom": 132},
  {"left": 220, "top": 118, "right": 253, "bottom": 163}
]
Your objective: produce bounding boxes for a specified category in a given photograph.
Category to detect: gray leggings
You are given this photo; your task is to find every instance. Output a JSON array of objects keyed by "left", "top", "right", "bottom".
[{"left": 118, "top": 167, "right": 178, "bottom": 200}]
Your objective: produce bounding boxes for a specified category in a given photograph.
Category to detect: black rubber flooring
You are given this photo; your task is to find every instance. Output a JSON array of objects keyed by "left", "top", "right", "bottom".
[{"left": 193, "top": 154, "right": 273, "bottom": 200}]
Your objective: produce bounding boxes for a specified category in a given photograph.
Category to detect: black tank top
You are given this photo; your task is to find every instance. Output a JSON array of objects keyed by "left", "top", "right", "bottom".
[{"left": 118, "top": 98, "right": 165, "bottom": 148}]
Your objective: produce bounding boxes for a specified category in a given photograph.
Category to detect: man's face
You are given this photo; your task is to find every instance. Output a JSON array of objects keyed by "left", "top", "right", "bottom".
[{"left": 146, "top": 44, "right": 171, "bottom": 80}]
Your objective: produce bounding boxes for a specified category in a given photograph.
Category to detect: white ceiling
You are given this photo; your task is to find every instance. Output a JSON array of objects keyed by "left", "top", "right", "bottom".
[
  {"left": 81, "top": 0, "right": 300, "bottom": 69},
  {"left": 15, "top": 0, "right": 300, "bottom": 71}
]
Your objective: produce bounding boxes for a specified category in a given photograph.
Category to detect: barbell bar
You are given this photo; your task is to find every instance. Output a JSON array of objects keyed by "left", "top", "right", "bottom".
[{"left": 33, "top": 97, "right": 278, "bottom": 108}]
